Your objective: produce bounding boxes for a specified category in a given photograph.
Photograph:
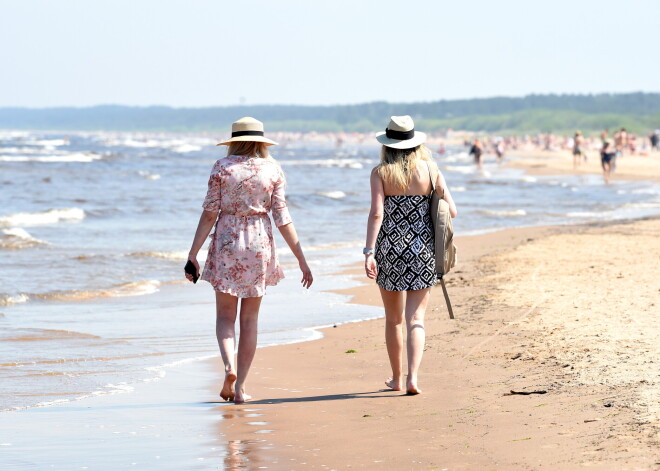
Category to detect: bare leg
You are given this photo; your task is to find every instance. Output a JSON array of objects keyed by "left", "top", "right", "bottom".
[
  {"left": 603, "top": 162, "right": 611, "bottom": 184},
  {"left": 215, "top": 292, "right": 238, "bottom": 401},
  {"left": 404, "top": 288, "right": 431, "bottom": 394},
  {"left": 234, "top": 296, "right": 263, "bottom": 404},
  {"left": 379, "top": 287, "right": 404, "bottom": 391}
]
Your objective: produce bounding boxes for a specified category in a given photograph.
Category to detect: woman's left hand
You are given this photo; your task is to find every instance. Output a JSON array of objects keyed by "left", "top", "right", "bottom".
[
  {"left": 299, "top": 260, "right": 314, "bottom": 289},
  {"left": 365, "top": 255, "right": 377, "bottom": 279}
]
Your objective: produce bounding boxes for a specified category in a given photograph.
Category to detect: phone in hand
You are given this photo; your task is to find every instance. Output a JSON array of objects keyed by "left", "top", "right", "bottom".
[{"left": 184, "top": 260, "right": 199, "bottom": 283}]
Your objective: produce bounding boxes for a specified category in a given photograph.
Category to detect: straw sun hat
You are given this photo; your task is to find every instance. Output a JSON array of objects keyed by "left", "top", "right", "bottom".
[
  {"left": 216, "top": 117, "right": 278, "bottom": 146},
  {"left": 376, "top": 115, "right": 426, "bottom": 149}
]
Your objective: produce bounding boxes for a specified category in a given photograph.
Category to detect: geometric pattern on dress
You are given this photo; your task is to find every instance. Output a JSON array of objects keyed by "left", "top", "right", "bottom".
[{"left": 375, "top": 195, "right": 436, "bottom": 291}]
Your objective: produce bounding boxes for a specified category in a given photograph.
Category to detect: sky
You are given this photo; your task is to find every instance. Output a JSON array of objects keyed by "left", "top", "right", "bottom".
[{"left": 2, "top": 0, "right": 659, "bottom": 108}]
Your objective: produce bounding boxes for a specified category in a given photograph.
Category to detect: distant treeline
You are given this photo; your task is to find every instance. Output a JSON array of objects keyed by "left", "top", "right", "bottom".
[{"left": 1, "top": 93, "right": 659, "bottom": 135}]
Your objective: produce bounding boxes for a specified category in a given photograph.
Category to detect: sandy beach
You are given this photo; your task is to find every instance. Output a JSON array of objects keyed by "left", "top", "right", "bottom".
[
  {"left": 210, "top": 217, "right": 659, "bottom": 470},
  {"left": 506, "top": 148, "right": 660, "bottom": 182}
]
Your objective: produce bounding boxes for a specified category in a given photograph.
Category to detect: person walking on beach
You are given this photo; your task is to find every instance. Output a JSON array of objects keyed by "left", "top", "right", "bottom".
[
  {"left": 573, "top": 130, "right": 586, "bottom": 168},
  {"left": 364, "top": 116, "right": 457, "bottom": 395},
  {"left": 186, "top": 117, "right": 313, "bottom": 403}
]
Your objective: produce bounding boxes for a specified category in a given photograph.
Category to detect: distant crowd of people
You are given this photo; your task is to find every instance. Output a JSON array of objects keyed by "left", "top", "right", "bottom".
[{"left": 465, "top": 128, "right": 660, "bottom": 183}]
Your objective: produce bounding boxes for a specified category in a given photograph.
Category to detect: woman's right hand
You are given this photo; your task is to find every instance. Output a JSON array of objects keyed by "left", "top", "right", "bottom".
[
  {"left": 185, "top": 257, "right": 200, "bottom": 283},
  {"left": 365, "top": 255, "right": 377, "bottom": 279},
  {"left": 299, "top": 259, "right": 313, "bottom": 289}
]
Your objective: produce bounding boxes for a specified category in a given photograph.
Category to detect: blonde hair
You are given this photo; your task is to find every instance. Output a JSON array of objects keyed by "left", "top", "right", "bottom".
[
  {"left": 226, "top": 141, "right": 270, "bottom": 158},
  {"left": 377, "top": 144, "right": 432, "bottom": 191}
]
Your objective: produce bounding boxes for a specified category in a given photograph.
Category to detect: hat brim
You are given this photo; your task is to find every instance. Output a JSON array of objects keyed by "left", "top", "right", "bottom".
[
  {"left": 375, "top": 131, "right": 426, "bottom": 149},
  {"left": 216, "top": 136, "right": 278, "bottom": 146}
]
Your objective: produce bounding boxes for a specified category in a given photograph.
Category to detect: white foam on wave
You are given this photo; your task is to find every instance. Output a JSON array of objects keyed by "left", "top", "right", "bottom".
[
  {"left": 317, "top": 191, "right": 347, "bottom": 199},
  {"left": 443, "top": 165, "right": 474, "bottom": 174},
  {"left": 25, "top": 139, "right": 69, "bottom": 147},
  {"left": 450, "top": 186, "right": 466, "bottom": 192},
  {"left": 0, "top": 208, "right": 85, "bottom": 227},
  {"left": 567, "top": 212, "right": 602, "bottom": 218},
  {"left": 0, "top": 153, "right": 101, "bottom": 163},
  {"left": 173, "top": 144, "right": 202, "bottom": 153},
  {"left": 520, "top": 176, "right": 537, "bottom": 183},
  {"left": 478, "top": 209, "right": 527, "bottom": 217},
  {"left": 0, "top": 293, "right": 30, "bottom": 306},
  {"left": 0, "top": 228, "right": 48, "bottom": 249},
  {"left": 34, "top": 280, "right": 162, "bottom": 303},
  {"left": 130, "top": 249, "right": 207, "bottom": 261}
]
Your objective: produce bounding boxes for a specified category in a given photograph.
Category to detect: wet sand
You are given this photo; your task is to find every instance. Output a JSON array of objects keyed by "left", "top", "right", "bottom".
[
  {"left": 506, "top": 148, "right": 660, "bottom": 182},
  {"left": 211, "top": 218, "right": 659, "bottom": 470}
]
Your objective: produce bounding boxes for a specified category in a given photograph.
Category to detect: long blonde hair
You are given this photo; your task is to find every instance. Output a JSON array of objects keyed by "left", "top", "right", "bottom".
[
  {"left": 226, "top": 141, "right": 270, "bottom": 158},
  {"left": 377, "top": 144, "right": 432, "bottom": 190}
]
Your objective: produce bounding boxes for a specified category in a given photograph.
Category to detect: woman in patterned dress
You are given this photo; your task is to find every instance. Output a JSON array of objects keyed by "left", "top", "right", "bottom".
[
  {"left": 186, "top": 117, "right": 313, "bottom": 403},
  {"left": 364, "top": 116, "right": 457, "bottom": 395}
]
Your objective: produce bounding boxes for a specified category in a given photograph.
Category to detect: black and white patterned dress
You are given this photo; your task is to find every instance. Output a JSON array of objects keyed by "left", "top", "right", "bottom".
[{"left": 375, "top": 195, "right": 436, "bottom": 291}]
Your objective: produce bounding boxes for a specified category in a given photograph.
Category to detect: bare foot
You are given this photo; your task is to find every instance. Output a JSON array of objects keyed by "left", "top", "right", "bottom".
[
  {"left": 220, "top": 371, "right": 237, "bottom": 401},
  {"left": 384, "top": 377, "right": 402, "bottom": 391},
  {"left": 406, "top": 379, "right": 422, "bottom": 395},
  {"left": 233, "top": 391, "right": 252, "bottom": 404}
]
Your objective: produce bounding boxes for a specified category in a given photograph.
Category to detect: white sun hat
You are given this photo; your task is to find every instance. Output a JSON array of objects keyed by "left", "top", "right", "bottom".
[
  {"left": 216, "top": 117, "right": 278, "bottom": 146},
  {"left": 375, "top": 115, "right": 427, "bottom": 149}
]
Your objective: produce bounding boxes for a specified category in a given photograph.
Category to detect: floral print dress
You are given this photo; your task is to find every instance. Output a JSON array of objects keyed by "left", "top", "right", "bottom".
[{"left": 200, "top": 155, "right": 292, "bottom": 298}]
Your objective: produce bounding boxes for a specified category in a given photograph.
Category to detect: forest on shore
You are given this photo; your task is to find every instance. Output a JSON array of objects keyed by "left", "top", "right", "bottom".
[{"left": 1, "top": 93, "right": 658, "bottom": 135}]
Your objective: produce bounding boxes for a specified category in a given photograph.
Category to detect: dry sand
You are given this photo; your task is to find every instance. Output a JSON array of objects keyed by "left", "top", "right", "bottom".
[
  {"left": 506, "top": 148, "right": 660, "bottom": 182},
  {"left": 208, "top": 218, "right": 659, "bottom": 470}
]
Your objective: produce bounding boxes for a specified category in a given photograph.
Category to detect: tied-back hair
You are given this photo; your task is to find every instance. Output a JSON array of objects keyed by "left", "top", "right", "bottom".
[
  {"left": 227, "top": 141, "right": 270, "bottom": 159},
  {"left": 377, "top": 144, "right": 432, "bottom": 191}
]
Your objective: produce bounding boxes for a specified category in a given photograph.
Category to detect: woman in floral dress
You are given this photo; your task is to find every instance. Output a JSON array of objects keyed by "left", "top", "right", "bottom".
[{"left": 186, "top": 117, "right": 313, "bottom": 403}]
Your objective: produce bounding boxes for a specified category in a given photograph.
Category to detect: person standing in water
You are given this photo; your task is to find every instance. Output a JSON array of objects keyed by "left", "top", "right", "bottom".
[
  {"left": 600, "top": 139, "right": 616, "bottom": 184},
  {"left": 469, "top": 138, "right": 484, "bottom": 169},
  {"left": 364, "top": 116, "right": 457, "bottom": 395},
  {"left": 186, "top": 117, "right": 313, "bottom": 403}
]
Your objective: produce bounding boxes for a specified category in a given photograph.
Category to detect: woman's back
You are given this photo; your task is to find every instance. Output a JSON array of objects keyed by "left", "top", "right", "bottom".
[{"left": 381, "top": 161, "right": 434, "bottom": 197}]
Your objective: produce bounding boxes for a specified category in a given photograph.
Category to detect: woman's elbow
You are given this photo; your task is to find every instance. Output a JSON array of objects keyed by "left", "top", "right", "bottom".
[
  {"left": 202, "top": 210, "right": 218, "bottom": 223},
  {"left": 368, "top": 211, "right": 383, "bottom": 222},
  {"left": 450, "top": 208, "right": 458, "bottom": 218}
]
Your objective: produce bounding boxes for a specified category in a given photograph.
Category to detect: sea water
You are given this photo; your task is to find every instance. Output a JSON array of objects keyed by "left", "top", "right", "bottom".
[{"left": 1, "top": 130, "right": 659, "bottom": 412}]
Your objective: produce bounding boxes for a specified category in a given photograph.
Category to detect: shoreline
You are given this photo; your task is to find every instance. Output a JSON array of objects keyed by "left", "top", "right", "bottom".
[
  {"left": 208, "top": 216, "right": 659, "bottom": 470},
  {"left": 2, "top": 216, "right": 658, "bottom": 469}
]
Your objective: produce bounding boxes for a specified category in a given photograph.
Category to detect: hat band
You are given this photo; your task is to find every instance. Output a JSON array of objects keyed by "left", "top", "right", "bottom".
[
  {"left": 231, "top": 130, "right": 264, "bottom": 137},
  {"left": 385, "top": 128, "right": 415, "bottom": 140}
]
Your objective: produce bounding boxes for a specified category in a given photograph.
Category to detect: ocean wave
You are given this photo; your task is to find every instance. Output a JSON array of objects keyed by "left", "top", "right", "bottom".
[
  {"left": 317, "top": 191, "right": 347, "bottom": 199},
  {"left": 567, "top": 212, "right": 602, "bottom": 218},
  {"left": 0, "top": 153, "right": 102, "bottom": 163},
  {"left": 278, "top": 158, "right": 372, "bottom": 169},
  {"left": 33, "top": 280, "right": 162, "bottom": 303},
  {"left": 0, "top": 228, "right": 48, "bottom": 249},
  {"left": 173, "top": 144, "right": 202, "bottom": 153},
  {"left": 450, "top": 186, "right": 466, "bottom": 192},
  {"left": 129, "top": 250, "right": 207, "bottom": 261},
  {"left": 0, "top": 208, "right": 85, "bottom": 227},
  {"left": 443, "top": 165, "right": 474, "bottom": 174},
  {"left": 0, "top": 293, "right": 29, "bottom": 306},
  {"left": 477, "top": 209, "right": 527, "bottom": 217},
  {"left": 0, "top": 328, "right": 101, "bottom": 342},
  {"left": 24, "top": 139, "right": 70, "bottom": 147}
]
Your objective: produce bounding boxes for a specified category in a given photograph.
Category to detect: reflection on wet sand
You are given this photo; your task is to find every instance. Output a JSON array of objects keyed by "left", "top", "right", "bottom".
[{"left": 217, "top": 407, "right": 280, "bottom": 470}]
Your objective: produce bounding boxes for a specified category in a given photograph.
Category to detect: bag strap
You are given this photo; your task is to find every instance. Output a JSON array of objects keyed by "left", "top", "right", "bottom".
[
  {"left": 440, "top": 278, "right": 455, "bottom": 319},
  {"left": 425, "top": 161, "right": 444, "bottom": 198}
]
